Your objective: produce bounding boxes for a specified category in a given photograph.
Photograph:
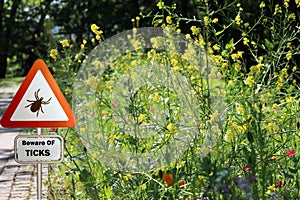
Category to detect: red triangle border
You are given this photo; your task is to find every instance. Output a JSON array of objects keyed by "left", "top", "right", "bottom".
[{"left": 0, "top": 59, "right": 77, "bottom": 128}]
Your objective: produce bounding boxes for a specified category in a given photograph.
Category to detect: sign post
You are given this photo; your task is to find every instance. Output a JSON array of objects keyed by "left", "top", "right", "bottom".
[
  {"left": 37, "top": 128, "right": 42, "bottom": 199},
  {"left": 0, "top": 59, "right": 76, "bottom": 200}
]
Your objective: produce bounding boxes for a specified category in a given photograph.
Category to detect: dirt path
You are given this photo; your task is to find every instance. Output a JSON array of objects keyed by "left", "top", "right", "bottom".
[{"left": 0, "top": 79, "right": 47, "bottom": 199}]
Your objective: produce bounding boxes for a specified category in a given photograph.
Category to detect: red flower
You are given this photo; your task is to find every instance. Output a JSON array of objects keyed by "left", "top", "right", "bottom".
[
  {"left": 242, "top": 165, "right": 250, "bottom": 172},
  {"left": 275, "top": 181, "right": 286, "bottom": 188},
  {"left": 284, "top": 149, "right": 295, "bottom": 157},
  {"left": 49, "top": 127, "right": 56, "bottom": 131},
  {"left": 178, "top": 180, "right": 185, "bottom": 188},
  {"left": 162, "top": 173, "right": 174, "bottom": 186},
  {"left": 101, "top": 113, "right": 108, "bottom": 118}
]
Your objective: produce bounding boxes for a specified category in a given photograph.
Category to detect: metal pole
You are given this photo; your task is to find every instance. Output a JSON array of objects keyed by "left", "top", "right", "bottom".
[{"left": 37, "top": 128, "right": 42, "bottom": 200}]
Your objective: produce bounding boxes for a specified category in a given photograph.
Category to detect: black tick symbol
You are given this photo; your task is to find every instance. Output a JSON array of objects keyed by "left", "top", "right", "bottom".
[{"left": 25, "top": 89, "right": 52, "bottom": 117}]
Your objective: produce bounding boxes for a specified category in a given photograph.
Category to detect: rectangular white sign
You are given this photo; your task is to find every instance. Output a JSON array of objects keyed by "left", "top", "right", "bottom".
[{"left": 14, "top": 135, "right": 64, "bottom": 163}]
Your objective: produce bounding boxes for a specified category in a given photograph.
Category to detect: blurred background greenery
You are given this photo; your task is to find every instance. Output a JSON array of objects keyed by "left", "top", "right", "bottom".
[{"left": 1, "top": 0, "right": 298, "bottom": 78}]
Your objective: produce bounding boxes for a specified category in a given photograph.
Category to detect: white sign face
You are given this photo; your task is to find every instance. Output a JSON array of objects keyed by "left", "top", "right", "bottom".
[
  {"left": 11, "top": 70, "right": 69, "bottom": 121},
  {"left": 14, "top": 135, "right": 64, "bottom": 163}
]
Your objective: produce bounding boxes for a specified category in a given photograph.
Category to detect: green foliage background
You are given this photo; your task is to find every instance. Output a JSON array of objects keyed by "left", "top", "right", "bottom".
[{"left": 43, "top": 1, "right": 300, "bottom": 199}]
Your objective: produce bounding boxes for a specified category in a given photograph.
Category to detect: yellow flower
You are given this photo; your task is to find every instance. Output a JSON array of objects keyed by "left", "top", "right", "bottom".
[
  {"left": 60, "top": 39, "right": 70, "bottom": 47},
  {"left": 292, "top": 66, "right": 297, "bottom": 72},
  {"left": 249, "top": 64, "right": 262, "bottom": 75},
  {"left": 231, "top": 51, "right": 243, "bottom": 62},
  {"left": 236, "top": 105, "right": 244, "bottom": 114},
  {"left": 243, "top": 37, "right": 249, "bottom": 45},
  {"left": 166, "top": 16, "right": 172, "bottom": 24},
  {"left": 245, "top": 76, "right": 255, "bottom": 88},
  {"left": 157, "top": 1, "right": 164, "bottom": 9},
  {"left": 212, "top": 44, "right": 220, "bottom": 51},
  {"left": 151, "top": 93, "right": 160, "bottom": 101},
  {"left": 226, "top": 132, "right": 234, "bottom": 141},
  {"left": 175, "top": 160, "right": 186, "bottom": 169},
  {"left": 259, "top": 1, "right": 265, "bottom": 9},
  {"left": 49, "top": 49, "right": 58, "bottom": 61},
  {"left": 124, "top": 173, "right": 132, "bottom": 181},
  {"left": 286, "top": 51, "right": 292, "bottom": 60},
  {"left": 138, "top": 114, "right": 147, "bottom": 123},
  {"left": 59, "top": 39, "right": 70, "bottom": 47},
  {"left": 286, "top": 96, "right": 294, "bottom": 103},
  {"left": 267, "top": 184, "right": 276, "bottom": 191},
  {"left": 265, "top": 190, "right": 271, "bottom": 195},
  {"left": 284, "top": 0, "right": 289, "bottom": 7},
  {"left": 203, "top": 16, "right": 209, "bottom": 26},
  {"left": 96, "top": 34, "right": 101, "bottom": 40},
  {"left": 235, "top": 15, "right": 242, "bottom": 25},
  {"left": 208, "top": 112, "right": 219, "bottom": 122},
  {"left": 237, "top": 51, "right": 243, "bottom": 57},
  {"left": 109, "top": 134, "right": 118, "bottom": 144},
  {"left": 251, "top": 41, "right": 257, "bottom": 48},
  {"left": 91, "top": 24, "right": 103, "bottom": 35},
  {"left": 236, "top": 3, "right": 243, "bottom": 11},
  {"left": 91, "top": 23, "right": 99, "bottom": 33},
  {"left": 274, "top": 4, "right": 282, "bottom": 15},
  {"left": 234, "top": 63, "right": 241, "bottom": 71},
  {"left": 141, "top": 183, "right": 147, "bottom": 190},
  {"left": 172, "top": 66, "right": 181, "bottom": 71},
  {"left": 265, "top": 122, "right": 278, "bottom": 131},
  {"left": 190, "top": 26, "right": 200, "bottom": 35},
  {"left": 167, "top": 123, "right": 175, "bottom": 132},
  {"left": 212, "top": 18, "right": 218, "bottom": 23},
  {"left": 270, "top": 155, "right": 280, "bottom": 160},
  {"left": 238, "top": 124, "right": 247, "bottom": 132}
]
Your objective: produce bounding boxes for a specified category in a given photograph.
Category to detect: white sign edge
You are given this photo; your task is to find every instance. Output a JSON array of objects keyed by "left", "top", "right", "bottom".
[{"left": 14, "top": 134, "right": 64, "bottom": 164}]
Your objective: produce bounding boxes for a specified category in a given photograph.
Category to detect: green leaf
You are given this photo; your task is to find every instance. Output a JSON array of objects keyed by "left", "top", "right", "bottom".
[
  {"left": 104, "top": 186, "right": 113, "bottom": 198},
  {"left": 288, "top": 167, "right": 298, "bottom": 174},
  {"left": 264, "top": 38, "right": 273, "bottom": 49},
  {"left": 225, "top": 38, "right": 234, "bottom": 50},
  {"left": 221, "top": 50, "right": 229, "bottom": 57},
  {"left": 79, "top": 169, "right": 100, "bottom": 200}
]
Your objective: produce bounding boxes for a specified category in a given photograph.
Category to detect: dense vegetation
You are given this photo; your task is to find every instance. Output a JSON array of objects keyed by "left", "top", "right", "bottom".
[{"left": 45, "top": 1, "right": 300, "bottom": 199}]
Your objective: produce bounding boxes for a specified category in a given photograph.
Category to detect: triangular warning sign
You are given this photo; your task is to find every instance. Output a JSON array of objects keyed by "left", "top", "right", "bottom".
[{"left": 0, "top": 59, "right": 77, "bottom": 128}]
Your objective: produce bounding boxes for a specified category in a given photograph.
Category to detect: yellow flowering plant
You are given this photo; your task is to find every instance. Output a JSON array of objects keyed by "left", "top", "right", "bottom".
[{"left": 46, "top": 1, "right": 299, "bottom": 199}]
